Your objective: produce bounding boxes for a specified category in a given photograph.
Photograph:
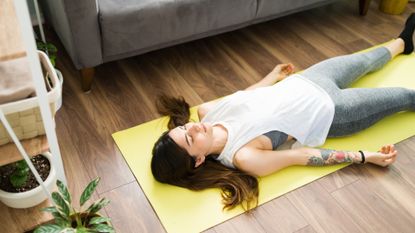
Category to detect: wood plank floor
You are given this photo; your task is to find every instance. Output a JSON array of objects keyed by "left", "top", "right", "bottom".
[{"left": 1, "top": 0, "right": 415, "bottom": 232}]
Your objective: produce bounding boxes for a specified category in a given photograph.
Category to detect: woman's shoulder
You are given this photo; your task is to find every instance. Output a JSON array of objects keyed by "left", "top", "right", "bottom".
[
  {"left": 197, "top": 101, "right": 215, "bottom": 120},
  {"left": 197, "top": 95, "right": 230, "bottom": 121}
]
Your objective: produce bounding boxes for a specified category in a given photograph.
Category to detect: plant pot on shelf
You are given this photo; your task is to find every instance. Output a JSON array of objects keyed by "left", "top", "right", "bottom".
[
  {"left": 379, "top": 0, "right": 409, "bottom": 15},
  {"left": 0, "top": 152, "right": 56, "bottom": 208}
]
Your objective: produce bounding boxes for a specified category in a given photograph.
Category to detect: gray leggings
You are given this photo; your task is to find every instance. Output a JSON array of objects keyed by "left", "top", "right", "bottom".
[{"left": 302, "top": 47, "right": 415, "bottom": 137}]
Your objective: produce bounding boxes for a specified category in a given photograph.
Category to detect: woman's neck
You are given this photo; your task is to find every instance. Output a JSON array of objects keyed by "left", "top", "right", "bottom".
[{"left": 208, "top": 124, "right": 228, "bottom": 155}]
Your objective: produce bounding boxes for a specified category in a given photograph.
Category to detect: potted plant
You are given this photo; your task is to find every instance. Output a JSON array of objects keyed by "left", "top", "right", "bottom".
[
  {"left": 0, "top": 152, "right": 57, "bottom": 208},
  {"left": 34, "top": 177, "right": 115, "bottom": 233},
  {"left": 36, "top": 40, "right": 63, "bottom": 111},
  {"left": 36, "top": 40, "right": 57, "bottom": 67}
]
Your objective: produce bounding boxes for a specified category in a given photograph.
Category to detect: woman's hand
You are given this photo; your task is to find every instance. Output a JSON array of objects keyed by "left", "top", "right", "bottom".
[
  {"left": 245, "top": 63, "right": 295, "bottom": 90},
  {"left": 273, "top": 63, "right": 295, "bottom": 81},
  {"left": 365, "top": 144, "right": 398, "bottom": 167}
]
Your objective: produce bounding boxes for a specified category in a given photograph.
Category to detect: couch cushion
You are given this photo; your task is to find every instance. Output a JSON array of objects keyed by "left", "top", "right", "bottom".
[
  {"left": 99, "top": 0, "right": 257, "bottom": 58},
  {"left": 256, "top": 0, "right": 334, "bottom": 19}
]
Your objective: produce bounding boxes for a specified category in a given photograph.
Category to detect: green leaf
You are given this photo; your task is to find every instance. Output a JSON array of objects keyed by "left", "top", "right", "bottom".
[
  {"left": 15, "top": 167, "right": 29, "bottom": 176},
  {"left": 16, "top": 160, "right": 28, "bottom": 170},
  {"left": 36, "top": 41, "right": 46, "bottom": 50},
  {"left": 56, "top": 180, "right": 71, "bottom": 205},
  {"left": 11, "top": 160, "right": 29, "bottom": 188},
  {"left": 10, "top": 173, "right": 28, "bottom": 188},
  {"left": 54, "top": 218, "right": 69, "bottom": 228},
  {"left": 51, "top": 209, "right": 68, "bottom": 219},
  {"left": 89, "top": 224, "right": 115, "bottom": 233},
  {"left": 80, "top": 177, "right": 100, "bottom": 207},
  {"left": 75, "top": 226, "right": 89, "bottom": 233},
  {"left": 51, "top": 211, "right": 71, "bottom": 227},
  {"left": 61, "top": 229, "right": 75, "bottom": 233},
  {"left": 86, "top": 198, "right": 110, "bottom": 215},
  {"left": 34, "top": 224, "right": 65, "bottom": 233},
  {"left": 46, "top": 43, "right": 58, "bottom": 53},
  {"left": 89, "top": 217, "right": 111, "bottom": 225},
  {"left": 41, "top": 206, "right": 59, "bottom": 213},
  {"left": 52, "top": 192, "right": 70, "bottom": 217}
]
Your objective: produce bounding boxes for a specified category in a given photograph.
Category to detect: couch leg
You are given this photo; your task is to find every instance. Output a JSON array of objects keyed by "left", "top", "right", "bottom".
[
  {"left": 359, "top": 0, "right": 371, "bottom": 16},
  {"left": 80, "top": 67, "right": 95, "bottom": 92}
]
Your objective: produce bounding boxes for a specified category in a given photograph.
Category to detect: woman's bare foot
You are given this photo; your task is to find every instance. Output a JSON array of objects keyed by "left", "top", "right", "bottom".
[{"left": 365, "top": 144, "right": 398, "bottom": 167}]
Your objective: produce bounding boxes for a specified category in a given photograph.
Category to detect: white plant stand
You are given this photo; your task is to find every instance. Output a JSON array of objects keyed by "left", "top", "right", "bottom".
[{"left": 0, "top": 0, "right": 67, "bottom": 208}]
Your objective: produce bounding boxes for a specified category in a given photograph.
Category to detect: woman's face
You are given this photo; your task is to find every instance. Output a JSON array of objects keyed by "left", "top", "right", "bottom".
[{"left": 169, "top": 122, "right": 213, "bottom": 166}]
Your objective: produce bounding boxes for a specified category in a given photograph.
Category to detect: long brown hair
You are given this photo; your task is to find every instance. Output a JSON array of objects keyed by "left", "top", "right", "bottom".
[{"left": 151, "top": 95, "right": 259, "bottom": 211}]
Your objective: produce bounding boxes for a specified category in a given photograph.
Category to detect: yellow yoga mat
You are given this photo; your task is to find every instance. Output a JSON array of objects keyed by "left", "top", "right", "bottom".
[{"left": 112, "top": 50, "right": 415, "bottom": 233}]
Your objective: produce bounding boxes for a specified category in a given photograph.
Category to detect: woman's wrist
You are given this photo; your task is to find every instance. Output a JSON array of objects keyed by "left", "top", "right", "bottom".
[
  {"left": 268, "top": 69, "right": 280, "bottom": 82},
  {"left": 275, "top": 72, "right": 287, "bottom": 82},
  {"left": 358, "top": 150, "right": 365, "bottom": 164},
  {"left": 357, "top": 150, "right": 374, "bottom": 164},
  {"left": 351, "top": 151, "right": 366, "bottom": 164}
]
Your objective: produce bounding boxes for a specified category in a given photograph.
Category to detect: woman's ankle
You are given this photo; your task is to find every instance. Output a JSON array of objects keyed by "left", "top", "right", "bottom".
[
  {"left": 385, "top": 38, "right": 405, "bottom": 58},
  {"left": 395, "top": 38, "right": 405, "bottom": 54}
]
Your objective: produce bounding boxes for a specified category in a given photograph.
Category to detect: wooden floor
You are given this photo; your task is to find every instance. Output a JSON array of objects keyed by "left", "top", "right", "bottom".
[{"left": 1, "top": 0, "right": 415, "bottom": 232}]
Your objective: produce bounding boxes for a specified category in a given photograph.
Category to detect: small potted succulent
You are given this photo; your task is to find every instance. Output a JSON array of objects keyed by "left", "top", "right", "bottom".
[
  {"left": 34, "top": 177, "right": 114, "bottom": 233},
  {"left": 0, "top": 152, "right": 57, "bottom": 208}
]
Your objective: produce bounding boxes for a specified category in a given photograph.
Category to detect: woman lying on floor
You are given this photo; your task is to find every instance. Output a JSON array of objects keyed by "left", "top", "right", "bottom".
[{"left": 151, "top": 13, "right": 415, "bottom": 210}]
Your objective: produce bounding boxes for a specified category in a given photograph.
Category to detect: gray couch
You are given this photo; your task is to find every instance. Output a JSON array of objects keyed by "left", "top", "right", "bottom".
[{"left": 41, "top": 0, "right": 364, "bottom": 91}]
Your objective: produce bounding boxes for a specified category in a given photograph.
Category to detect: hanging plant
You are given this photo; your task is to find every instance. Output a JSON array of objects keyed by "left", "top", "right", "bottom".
[{"left": 36, "top": 40, "right": 57, "bottom": 67}]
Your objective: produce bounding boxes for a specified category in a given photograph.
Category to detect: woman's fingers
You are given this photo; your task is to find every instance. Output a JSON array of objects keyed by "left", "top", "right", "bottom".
[
  {"left": 380, "top": 144, "right": 396, "bottom": 154},
  {"left": 283, "top": 63, "right": 292, "bottom": 68},
  {"left": 383, "top": 150, "right": 398, "bottom": 162},
  {"left": 383, "top": 155, "right": 397, "bottom": 166},
  {"left": 287, "top": 63, "right": 295, "bottom": 70},
  {"left": 384, "top": 152, "right": 395, "bottom": 160},
  {"left": 389, "top": 155, "right": 397, "bottom": 163},
  {"left": 369, "top": 145, "right": 398, "bottom": 167},
  {"left": 276, "top": 63, "right": 295, "bottom": 71},
  {"left": 281, "top": 64, "right": 290, "bottom": 69}
]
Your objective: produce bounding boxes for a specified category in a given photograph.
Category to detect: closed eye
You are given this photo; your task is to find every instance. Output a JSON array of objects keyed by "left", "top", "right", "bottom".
[{"left": 180, "top": 126, "right": 191, "bottom": 146}]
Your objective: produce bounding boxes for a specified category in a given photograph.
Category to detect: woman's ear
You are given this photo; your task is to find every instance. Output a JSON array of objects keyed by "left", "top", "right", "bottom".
[{"left": 194, "top": 155, "right": 205, "bottom": 168}]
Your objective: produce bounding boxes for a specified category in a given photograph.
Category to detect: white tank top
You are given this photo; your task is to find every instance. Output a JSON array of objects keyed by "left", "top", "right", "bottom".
[{"left": 201, "top": 74, "right": 335, "bottom": 168}]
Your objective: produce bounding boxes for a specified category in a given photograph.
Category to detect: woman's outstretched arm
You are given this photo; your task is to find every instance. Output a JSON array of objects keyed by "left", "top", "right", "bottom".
[
  {"left": 234, "top": 145, "right": 398, "bottom": 177},
  {"left": 245, "top": 63, "right": 295, "bottom": 91},
  {"left": 198, "top": 63, "right": 295, "bottom": 120}
]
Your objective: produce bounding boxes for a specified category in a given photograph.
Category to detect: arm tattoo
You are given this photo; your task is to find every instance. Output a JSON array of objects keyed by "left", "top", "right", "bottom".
[{"left": 307, "top": 149, "right": 361, "bottom": 166}]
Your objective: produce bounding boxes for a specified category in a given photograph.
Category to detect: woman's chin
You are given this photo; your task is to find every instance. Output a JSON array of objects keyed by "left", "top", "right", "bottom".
[{"left": 204, "top": 123, "right": 212, "bottom": 134}]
